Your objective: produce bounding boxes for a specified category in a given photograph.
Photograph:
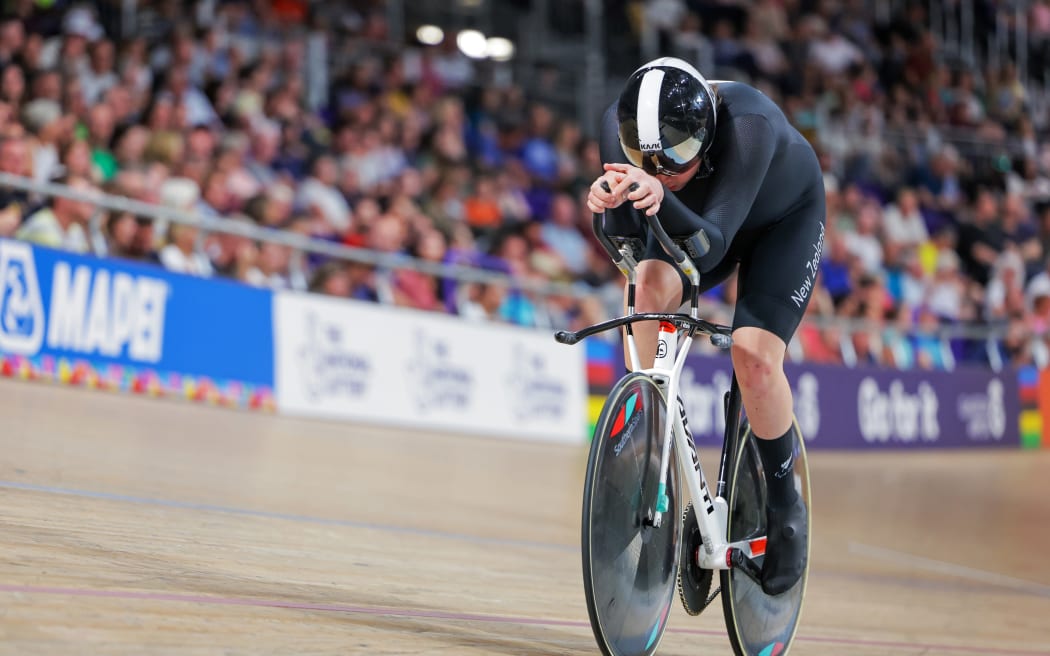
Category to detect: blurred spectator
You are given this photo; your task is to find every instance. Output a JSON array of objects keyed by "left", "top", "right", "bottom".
[
  {"left": 1025, "top": 256, "right": 1050, "bottom": 310},
  {"left": 157, "top": 177, "right": 212, "bottom": 276},
  {"left": 912, "top": 306, "right": 950, "bottom": 370},
  {"left": 985, "top": 251, "right": 1027, "bottom": 321},
  {"left": 296, "top": 155, "right": 352, "bottom": 235},
  {"left": 0, "top": 134, "right": 32, "bottom": 235},
  {"left": 808, "top": 17, "right": 863, "bottom": 75},
  {"left": 956, "top": 189, "right": 1003, "bottom": 286},
  {"left": 912, "top": 146, "right": 964, "bottom": 217},
  {"left": 61, "top": 138, "right": 96, "bottom": 182},
  {"left": 541, "top": 192, "right": 590, "bottom": 277},
  {"left": 820, "top": 231, "right": 854, "bottom": 306},
  {"left": 85, "top": 102, "right": 118, "bottom": 182},
  {"left": 244, "top": 240, "right": 294, "bottom": 289},
  {"left": 0, "top": 15, "right": 25, "bottom": 70},
  {"left": 844, "top": 202, "right": 884, "bottom": 274},
  {"left": 1001, "top": 193, "right": 1042, "bottom": 267},
  {"left": 22, "top": 97, "right": 71, "bottom": 183},
  {"left": 81, "top": 38, "right": 118, "bottom": 106},
  {"left": 925, "top": 250, "right": 970, "bottom": 322},
  {"left": 392, "top": 228, "right": 447, "bottom": 312},
  {"left": 797, "top": 289, "right": 842, "bottom": 364},
  {"left": 104, "top": 209, "right": 156, "bottom": 263},
  {"left": 881, "top": 187, "right": 928, "bottom": 253},
  {"left": 882, "top": 307, "right": 916, "bottom": 369},
  {"left": 309, "top": 260, "right": 353, "bottom": 297},
  {"left": 887, "top": 248, "right": 929, "bottom": 311},
  {"left": 1, "top": 63, "right": 26, "bottom": 110},
  {"left": 15, "top": 174, "right": 95, "bottom": 252},
  {"left": 464, "top": 174, "right": 503, "bottom": 236}
]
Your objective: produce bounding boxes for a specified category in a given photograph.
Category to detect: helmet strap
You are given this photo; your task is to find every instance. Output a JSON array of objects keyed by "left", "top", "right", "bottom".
[{"left": 695, "top": 158, "right": 715, "bottom": 180}]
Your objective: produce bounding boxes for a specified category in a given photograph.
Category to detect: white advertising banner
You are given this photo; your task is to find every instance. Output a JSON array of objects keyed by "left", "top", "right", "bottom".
[{"left": 273, "top": 292, "right": 587, "bottom": 443}]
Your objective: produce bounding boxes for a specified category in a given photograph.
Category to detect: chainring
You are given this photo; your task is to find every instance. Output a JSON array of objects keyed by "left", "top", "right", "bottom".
[{"left": 677, "top": 502, "right": 716, "bottom": 616}]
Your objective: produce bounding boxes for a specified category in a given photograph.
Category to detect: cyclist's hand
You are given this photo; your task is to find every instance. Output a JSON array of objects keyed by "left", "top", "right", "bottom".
[
  {"left": 587, "top": 169, "right": 627, "bottom": 213},
  {"left": 605, "top": 163, "right": 664, "bottom": 216}
]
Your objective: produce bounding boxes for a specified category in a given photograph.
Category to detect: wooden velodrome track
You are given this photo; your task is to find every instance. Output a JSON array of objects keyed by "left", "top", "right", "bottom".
[{"left": 1, "top": 377, "right": 1048, "bottom": 655}]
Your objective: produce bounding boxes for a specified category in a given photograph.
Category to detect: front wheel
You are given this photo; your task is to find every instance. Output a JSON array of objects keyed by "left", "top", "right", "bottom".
[
  {"left": 581, "top": 373, "right": 680, "bottom": 656},
  {"left": 720, "top": 419, "right": 811, "bottom": 656}
]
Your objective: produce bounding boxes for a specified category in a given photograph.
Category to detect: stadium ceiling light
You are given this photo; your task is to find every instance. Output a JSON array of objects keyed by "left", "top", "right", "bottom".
[
  {"left": 456, "top": 29, "right": 488, "bottom": 59},
  {"left": 486, "top": 37, "right": 515, "bottom": 61},
  {"left": 416, "top": 25, "right": 444, "bottom": 46}
]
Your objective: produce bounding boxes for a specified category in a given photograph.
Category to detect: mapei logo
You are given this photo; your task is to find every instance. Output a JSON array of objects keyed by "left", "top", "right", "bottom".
[
  {"left": 0, "top": 241, "right": 169, "bottom": 362},
  {"left": 0, "top": 241, "right": 44, "bottom": 354}
]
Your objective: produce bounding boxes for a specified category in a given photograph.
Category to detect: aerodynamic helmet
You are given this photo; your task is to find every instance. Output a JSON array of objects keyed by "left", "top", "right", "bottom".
[{"left": 616, "top": 57, "right": 718, "bottom": 177}]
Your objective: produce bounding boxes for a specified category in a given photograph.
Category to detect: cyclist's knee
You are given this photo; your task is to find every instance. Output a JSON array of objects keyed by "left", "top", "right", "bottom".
[
  {"left": 635, "top": 260, "right": 682, "bottom": 311},
  {"left": 731, "top": 327, "right": 786, "bottom": 391}
]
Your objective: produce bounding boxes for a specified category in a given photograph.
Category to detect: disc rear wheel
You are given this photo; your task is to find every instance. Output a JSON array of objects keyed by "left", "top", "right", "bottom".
[{"left": 720, "top": 420, "right": 811, "bottom": 656}]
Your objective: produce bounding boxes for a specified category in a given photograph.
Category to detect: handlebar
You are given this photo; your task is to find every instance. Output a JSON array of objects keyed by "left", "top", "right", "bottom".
[
  {"left": 564, "top": 180, "right": 731, "bottom": 349},
  {"left": 555, "top": 312, "right": 732, "bottom": 347}
]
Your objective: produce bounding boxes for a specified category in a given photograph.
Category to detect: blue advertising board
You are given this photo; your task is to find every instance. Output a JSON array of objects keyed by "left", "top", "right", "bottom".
[
  {"left": 678, "top": 352, "right": 1020, "bottom": 449},
  {"left": 0, "top": 239, "right": 273, "bottom": 405}
]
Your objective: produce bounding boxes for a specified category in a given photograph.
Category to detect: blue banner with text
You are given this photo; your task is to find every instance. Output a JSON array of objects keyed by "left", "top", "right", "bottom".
[{"left": 0, "top": 239, "right": 273, "bottom": 403}]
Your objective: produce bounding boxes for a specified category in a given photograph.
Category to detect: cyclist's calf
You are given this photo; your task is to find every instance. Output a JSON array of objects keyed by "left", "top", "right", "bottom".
[{"left": 730, "top": 327, "right": 794, "bottom": 439}]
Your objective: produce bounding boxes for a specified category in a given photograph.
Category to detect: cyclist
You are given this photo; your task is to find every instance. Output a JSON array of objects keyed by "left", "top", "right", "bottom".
[{"left": 587, "top": 57, "right": 824, "bottom": 595}]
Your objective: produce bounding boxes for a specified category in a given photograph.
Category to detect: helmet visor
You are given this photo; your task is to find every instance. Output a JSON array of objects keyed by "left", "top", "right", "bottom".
[{"left": 618, "top": 119, "right": 703, "bottom": 176}]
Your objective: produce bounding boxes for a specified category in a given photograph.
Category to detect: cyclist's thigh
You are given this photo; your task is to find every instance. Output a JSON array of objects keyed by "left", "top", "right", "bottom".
[
  {"left": 733, "top": 198, "right": 826, "bottom": 344},
  {"left": 642, "top": 231, "right": 738, "bottom": 304}
]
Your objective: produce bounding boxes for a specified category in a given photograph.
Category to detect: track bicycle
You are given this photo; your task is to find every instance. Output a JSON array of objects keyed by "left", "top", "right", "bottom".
[{"left": 554, "top": 198, "right": 811, "bottom": 656}]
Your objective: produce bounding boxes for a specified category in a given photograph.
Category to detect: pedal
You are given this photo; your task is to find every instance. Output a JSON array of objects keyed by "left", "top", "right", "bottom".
[
  {"left": 677, "top": 503, "right": 715, "bottom": 616},
  {"left": 727, "top": 547, "right": 764, "bottom": 586}
]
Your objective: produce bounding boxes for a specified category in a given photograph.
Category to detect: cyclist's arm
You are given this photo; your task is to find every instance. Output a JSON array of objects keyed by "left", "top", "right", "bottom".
[
  {"left": 659, "top": 113, "right": 777, "bottom": 271},
  {"left": 597, "top": 103, "right": 645, "bottom": 238}
]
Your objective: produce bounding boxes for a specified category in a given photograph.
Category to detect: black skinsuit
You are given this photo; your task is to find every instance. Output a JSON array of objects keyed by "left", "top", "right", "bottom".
[{"left": 599, "top": 81, "right": 827, "bottom": 343}]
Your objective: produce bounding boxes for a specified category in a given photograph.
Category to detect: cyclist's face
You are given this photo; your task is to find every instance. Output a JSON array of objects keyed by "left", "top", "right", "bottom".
[{"left": 656, "top": 158, "right": 701, "bottom": 191}]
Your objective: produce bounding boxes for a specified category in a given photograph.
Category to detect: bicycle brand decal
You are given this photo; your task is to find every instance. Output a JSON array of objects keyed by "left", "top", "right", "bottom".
[
  {"left": 678, "top": 396, "right": 714, "bottom": 515},
  {"left": 644, "top": 601, "right": 673, "bottom": 650},
  {"left": 790, "top": 222, "right": 825, "bottom": 308},
  {"left": 610, "top": 391, "right": 641, "bottom": 437},
  {"left": 758, "top": 642, "right": 785, "bottom": 656},
  {"left": 611, "top": 391, "right": 643, "bottom": 457}
]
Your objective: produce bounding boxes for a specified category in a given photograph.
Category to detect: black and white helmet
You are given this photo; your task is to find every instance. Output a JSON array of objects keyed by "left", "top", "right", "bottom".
[{"left": 616, "top": 57, "right": 718, "bottom": 177}]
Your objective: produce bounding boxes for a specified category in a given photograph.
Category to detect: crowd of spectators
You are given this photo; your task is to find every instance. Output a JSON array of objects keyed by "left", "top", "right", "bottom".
[{"left": 1, "top": 0, "right": 1049, "bottom": 371}]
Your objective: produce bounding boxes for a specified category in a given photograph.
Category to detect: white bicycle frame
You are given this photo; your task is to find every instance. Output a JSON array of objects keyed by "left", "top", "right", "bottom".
[{"left": 615, "top": 240, "right": 766, "bottom": 572}]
